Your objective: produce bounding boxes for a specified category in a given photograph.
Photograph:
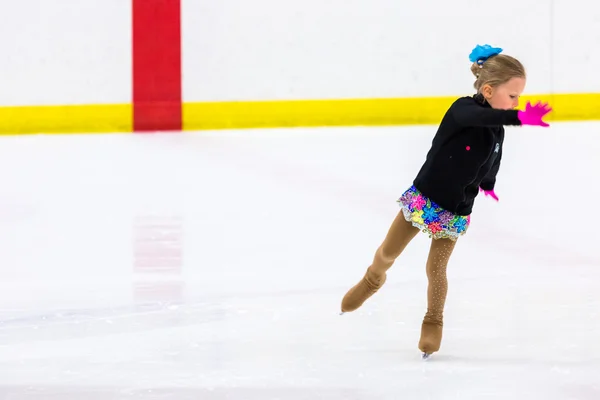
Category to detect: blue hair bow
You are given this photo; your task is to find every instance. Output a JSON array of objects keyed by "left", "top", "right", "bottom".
[{"left": 469, "top": 44, "right": 503, "bottom": 65}]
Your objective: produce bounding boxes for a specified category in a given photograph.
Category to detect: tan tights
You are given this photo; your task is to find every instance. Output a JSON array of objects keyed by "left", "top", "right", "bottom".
[{"left": 370, "top": 211, "right": 457, "bottom": 325}]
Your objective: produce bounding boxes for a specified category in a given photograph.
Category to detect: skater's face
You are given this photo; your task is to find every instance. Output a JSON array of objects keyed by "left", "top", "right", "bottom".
[{"left": 482, "top": 77, "right": 526, "bottom": 110}]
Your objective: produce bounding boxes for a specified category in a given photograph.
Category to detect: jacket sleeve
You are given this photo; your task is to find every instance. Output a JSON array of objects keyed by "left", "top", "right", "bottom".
[
  {"left": 451, "top": 98, "right": 522, "bottom": 127},
  {"left": 479, "top": 147, "right": 502, "bottom": 191}
]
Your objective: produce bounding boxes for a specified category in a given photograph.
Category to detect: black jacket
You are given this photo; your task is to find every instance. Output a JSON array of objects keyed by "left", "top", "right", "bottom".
[{"left": 412, "top": 94, "right": 521, "bottom": 216}]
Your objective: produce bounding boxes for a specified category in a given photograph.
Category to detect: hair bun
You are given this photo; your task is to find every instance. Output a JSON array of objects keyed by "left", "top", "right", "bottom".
[{"left": 470, "top": 62, "right": 481, "bottom": 78}]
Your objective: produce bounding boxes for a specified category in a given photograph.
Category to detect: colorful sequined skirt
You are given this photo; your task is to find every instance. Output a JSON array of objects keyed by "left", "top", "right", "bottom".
[{"left": 397, "top": 185, "right": 470, "bottom": 241}]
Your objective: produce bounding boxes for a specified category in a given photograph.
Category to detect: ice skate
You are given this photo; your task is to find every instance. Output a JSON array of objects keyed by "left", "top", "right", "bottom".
[
  {"left": 418, "top": 319, "right": 443, "bottom": 359},
  {"left": 340, "top": 267, "right": 386, "bottom": 313}
]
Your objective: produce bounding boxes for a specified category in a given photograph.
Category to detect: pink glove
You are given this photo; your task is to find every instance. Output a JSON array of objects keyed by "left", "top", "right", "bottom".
[
  {"left": 479, "top": 187, "right": 499, "bottom": 201},
  {"left": 517, "top": 101, "right": 552, "bottom": 127}
]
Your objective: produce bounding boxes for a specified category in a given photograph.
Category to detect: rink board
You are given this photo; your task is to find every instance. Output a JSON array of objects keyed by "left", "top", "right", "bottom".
[{"left": 1, "top": 93, "right": 599, "bottom": 135}]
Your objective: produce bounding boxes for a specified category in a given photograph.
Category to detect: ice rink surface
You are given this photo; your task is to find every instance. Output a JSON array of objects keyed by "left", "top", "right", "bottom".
[{"left": 0, "top": 122, "right": 598, "bottom": 399}]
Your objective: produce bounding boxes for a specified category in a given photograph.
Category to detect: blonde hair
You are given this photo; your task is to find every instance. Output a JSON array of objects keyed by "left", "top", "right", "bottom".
[{"left": 470, "top": 54, "right": 526, "bottom": 92}]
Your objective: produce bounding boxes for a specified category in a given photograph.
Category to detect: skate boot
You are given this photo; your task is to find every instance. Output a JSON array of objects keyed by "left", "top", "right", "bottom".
[
  {"left": 340, "top": 267, "right": 386, "bottom": 313},
  {"left": 419, "top": 317, "right": 443, "bottom": 359}
]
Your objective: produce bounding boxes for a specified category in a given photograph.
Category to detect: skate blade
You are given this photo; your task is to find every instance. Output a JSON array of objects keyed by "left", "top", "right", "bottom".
[{"left": 422, "top": 352, "right": 432, "bottom": 360}]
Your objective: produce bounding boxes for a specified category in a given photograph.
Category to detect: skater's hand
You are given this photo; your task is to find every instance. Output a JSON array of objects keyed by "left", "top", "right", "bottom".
[
  {"left": 517, "top": 101, "right": 552, "bottom": 127},
  {"left": 479, "top": 187, "right": 499, "bottom": 201}
]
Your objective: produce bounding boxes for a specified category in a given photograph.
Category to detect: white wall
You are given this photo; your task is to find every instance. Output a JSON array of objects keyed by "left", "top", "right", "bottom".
[
  {"left": 182, "top": 0, "right": 600, "bottom": 101},
  {"left": 552, "top": 1, "right": 600, "bottom": 93},
  {"left": 0, "top": 0, "right": 598, "bottom": 108},
  {"left": 0, "top": 0, "right": 131, "bottom": 107}
]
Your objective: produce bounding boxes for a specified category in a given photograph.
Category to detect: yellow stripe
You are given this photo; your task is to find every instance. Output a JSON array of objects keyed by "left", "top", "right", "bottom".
[
  {"left": 183, "top": 93, "right": 600, "bottom": 130},
  {"left": 521, "top": 93, "right": 600, "bottom": 121},
  {"left": 1, "top": 93, "right": 599, "bottom": 134},
  {"left": 0, "top": 104, "right": 132, "bottom": 135}
]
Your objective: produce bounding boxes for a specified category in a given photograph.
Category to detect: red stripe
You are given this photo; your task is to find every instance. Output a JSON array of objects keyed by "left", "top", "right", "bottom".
[{"left": 132, "top": 0, "right": 182, "bottom": 132}]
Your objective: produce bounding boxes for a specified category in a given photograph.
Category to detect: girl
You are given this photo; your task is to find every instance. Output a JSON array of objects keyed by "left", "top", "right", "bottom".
[{"left": 340, "top": 44, "right": 552, "bottom": 359}]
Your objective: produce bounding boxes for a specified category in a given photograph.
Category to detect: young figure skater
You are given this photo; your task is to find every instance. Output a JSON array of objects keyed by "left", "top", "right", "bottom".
[{"left": 340, "top": 44, "right": 552, "bottom": 358}]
